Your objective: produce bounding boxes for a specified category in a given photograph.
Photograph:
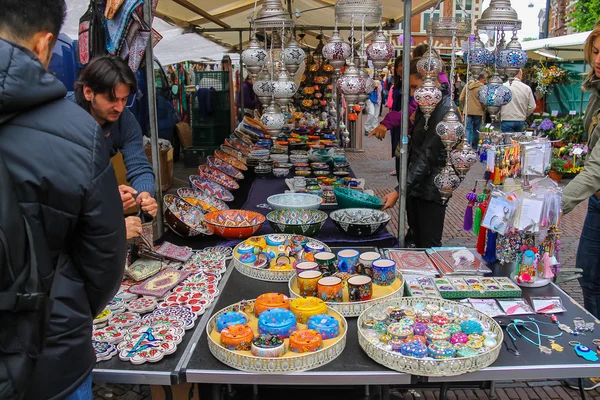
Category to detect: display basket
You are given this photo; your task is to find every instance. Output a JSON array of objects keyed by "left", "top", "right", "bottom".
[{"left": 358, "top": 297, "right": 503, "bottom": 377}]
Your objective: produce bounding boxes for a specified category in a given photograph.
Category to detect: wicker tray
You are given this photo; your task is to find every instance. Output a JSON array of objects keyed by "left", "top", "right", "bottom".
[
  {"left": 288, "top": 271, "right": 405, "bottom": 317},
  {"left": 233, "top": 235, "right": 331, "bottom": 282},
  {"left": 358, "top": 297, "right": 503, "bottom": 377},
  {"left": 206, "top": 299, "right": 347, "bottom": 373}
]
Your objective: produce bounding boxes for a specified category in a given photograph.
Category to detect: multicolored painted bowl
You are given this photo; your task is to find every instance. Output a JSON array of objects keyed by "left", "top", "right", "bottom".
[
  {"left": 189, "top": 176, "right": 234, "bottom": 202},
  {"left": 218, "top": 146, "right": 247, "bottom": 164},
  {"left": 207, "top": 156, "right": 245, "bottom": 180},
  {"left": 329, "top": 208, "right": 391, "bottom": 237},
  {"left": 163, "top": 194, "right": 213, "bottom": 237},
  {"left": 333, "top": 188, "right": 383, "bottom": 210},
  {"left": 197, "top": 166, "right": 240, "bottom": 191},
  {"left": 204, "top": 210, "right": 265, "bottom": 240},
  {"left": 266, "top": 209, "right": 328, "bottom": 236},
  {"left": 267, "top": 193, "right": 323, "bottom": 210},
  {"left": 214, "top": 149, "right": 248, "bottom": 171},
  {"left": 225, "top": 138, "right": 251, "bottom": 156},
  {"left": 176, "top": 188, "right": 229, "bottom": 212}
]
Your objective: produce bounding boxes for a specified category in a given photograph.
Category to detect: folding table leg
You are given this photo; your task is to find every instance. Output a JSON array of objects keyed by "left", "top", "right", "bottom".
[
  {"left": 211, "top": 384, "right": 222, "bottom": 400},
  {"left": 488, "top": 381, "right": 497, "bottom": 399},
  {"left": 382, "top": 385, "right": 390, "bottom": 400},
  {"left": 439, "top": 383, "right": 450, "bottom": 400},
  {"left": 579, "top": 378, "right": 587, "bottom": 400},
  {"left": 162, "top": 385, "right": 173, "bottom": 400}
]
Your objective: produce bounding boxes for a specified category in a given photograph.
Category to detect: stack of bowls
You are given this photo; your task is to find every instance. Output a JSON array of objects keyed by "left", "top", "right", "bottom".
[{"left": 311, "top": 162, "right": 330, "bottom": 177}]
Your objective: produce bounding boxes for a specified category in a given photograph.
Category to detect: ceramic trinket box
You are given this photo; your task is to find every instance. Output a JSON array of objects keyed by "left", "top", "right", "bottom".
[{"left": 257, "top": 308, "right": 297, "bottom": 339}]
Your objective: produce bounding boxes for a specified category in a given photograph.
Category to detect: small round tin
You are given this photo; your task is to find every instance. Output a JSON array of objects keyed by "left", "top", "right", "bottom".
[
  {"left": 460, "top": 320, "right": 483, "bottom": 335},
  {"left": 389, "top": 338, "right": 404, "bottom": 352},
  {"left": 425, "top": 326, "right": 450, "bottom": 343},
  {"left": 239, "top": 252, "right": 257, "bottom": 264},
  {"left": 289, "top": 329, "right": 323, "bottom": 353},
  {"left": 413, "top": 322, "right": 428, "bottom": 336},
  {"left": 444, "top": 323, "right": 462, "bottom": 336},
  {"left": 388, "top": 323, "right": 414, "bottom": 340},
  {"left": 450, "top": 332, "right": 469, "bottom": 345},
  {"left": 266, "top": 234, "right": 286, "bottom": 246},
  {"left": 307, "top": 314, "right": 340, "bottom": 339},
  {"left": 237, "top": 243, "right": 255, "bottom": 254},
  {"left": 305, "top": 241, "right": 325, "bottom": 254},
  {"left": 251, "top": 335, "right": 286, "bottom": 358}
]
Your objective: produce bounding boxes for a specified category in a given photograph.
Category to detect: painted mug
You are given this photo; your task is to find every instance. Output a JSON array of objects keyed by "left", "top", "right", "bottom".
[
  {"left": 336, "top": 249, "right": 360, "bottom": 274},
  {"left": 314, "top": 251, "right": 337, "bottom": 276},
  {"left": 317, "top": 276, "right": 343, "bottom": 302},
  {"left": 298, "top": 270, "right": 322, "bottom": 297},
  {"left": 347, "top": 275, "right": 373, "bottom": 302},
  {"left": 295, "top": 261, "right": 319, "bottom": 274},
  {"left": 372, "top": 258, "right": 397, "bottom": 286},
  {"left": 355, "top": 251, "right": 381, "bottom": 277}
]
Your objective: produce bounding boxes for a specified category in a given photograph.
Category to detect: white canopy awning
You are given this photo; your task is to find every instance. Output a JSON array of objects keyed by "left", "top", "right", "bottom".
[{"left": 521, "top": 31, "right": 591, "bottom": 61}]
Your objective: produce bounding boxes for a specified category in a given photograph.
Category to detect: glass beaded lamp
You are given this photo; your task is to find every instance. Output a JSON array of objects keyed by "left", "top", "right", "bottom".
[
  {"left": 253, "top": 69, "right": 274, "bottom": 106},
  {"left": 336, "top": 62, "right": 365, "bottom": 108},
  {"left": 366, "top": 28, "right": 394, "bottom": 76},
  {"left": 260, "top": 102, "right": 286, "bottom": 136},
  {"left": 414, "top": 76, "right": 443, "bottom": 129},
  {"left": 466, "top": 33, "right": 491, "bottom": 76},
  {"left": 417, "top": 50, "right": 443, "bottom": 78},
  {"left": 253, "top": 0, "right": 294, "bottom": 30},
  {"left": 283, "top": 37, "right": 307, "bottom": 75},
  {"left": 323, "top": 28, "right": 351, "bottom": 74},
  {"left": 357, "top": 58, "right": 374, "bottom": 106},
  {"left": 242, "top": 35, "right": 268, "bottom": 77},
  {"left": 450, "top": 140, "right": 478, "bottom": 178},
  {"left": 272, "top": 64, "right": 298, "bottom": 107},
  {"left": 478, "top": 73, "right": 512, "bottom": 121},
  {"left": 436, "top": 107, "right": 465, "bottom": 149},
  {"left": 434, "top": 164, "right": 462, "bottom": 203},
  {"left": 498, "top": 31, "right": 528, "bottom": 81}
]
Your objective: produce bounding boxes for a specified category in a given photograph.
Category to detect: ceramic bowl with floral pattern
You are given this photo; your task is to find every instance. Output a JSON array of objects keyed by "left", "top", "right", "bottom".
[{"left": 204, "top": 210, "right": 266, "bottom": 240}]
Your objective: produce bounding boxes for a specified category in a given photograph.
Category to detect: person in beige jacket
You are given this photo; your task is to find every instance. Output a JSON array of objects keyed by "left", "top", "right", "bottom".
[
  {"left": 499, "top": 69, "right": 536, "bottom": 132},
  {"left": 459, "top": 73, "right": 486, "bottom": 149}
]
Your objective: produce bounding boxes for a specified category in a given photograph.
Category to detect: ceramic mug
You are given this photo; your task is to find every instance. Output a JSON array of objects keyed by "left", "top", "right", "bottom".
[
  {"left": 372, "top": 258, "right": 397, "bottom": 286},
  {"left": 298, "top": 270, "right": 322, "bottom": 297},
  {"left": 336, "top": 249, "right": 360, "bottom": 275},
  {"left": 295, "top": 261, "right": 319, "bottom": 274},
  {"left": 317, "top": 276, "right": 343, "bottom": 302},
  {"left": 355, "top": 251, "right": 381, "bottom": 277},
  {"left": 314, "top": 251, "right": 337, "bottom": 277},
  {"left": 347, "top": 275, "right": 373, "bottom": 302}
]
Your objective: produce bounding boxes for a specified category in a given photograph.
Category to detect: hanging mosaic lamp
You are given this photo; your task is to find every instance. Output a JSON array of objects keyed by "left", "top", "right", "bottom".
[
  {"left": 414, "top": 76, "right": 443, "bottom": 129},
  {"left": 416, "top": 50, "right": 443, "bottom": 78},
  {"left": 253, "top": 0, "right": 294, "bottom": 30},
  {"left": 260, "top": 102, "right": 286, "bottom": 136},
  {"left": 323, "top": 28, "right": 351, "bottom": 73},
  {"left": 478, "top": 73, "right": 512, "bottom": 121},
  {"left": 357, "top": 58, "right": 374, "bottom": 106},
  {"left": 241, "top": 35, "right": 268, "bottom": 77},
  {"left": 466, "top": 33, "right": 491, "bottom": 76},
  {"left": 336, "top": 61, "right": 365, "bottom": 108},
  {"left": 253, "top": 69, "right": 274, "bottom": 106},
  {"left": 366, "top": 28, "right": 394, "bottom": 76},
  {"left": 450, "top": 139, "right": 478, "bottom": 179},
  {"left": 272, "top": 64, "right": 298, "bottom": 107},
  {"left": 435, "top": 107, "right": 465, "bottom": 149},
  {"left": 335, "top": 0, "right": 382, "bottom": 24},
  {"left": 476, "top": 0, "right": 522, "bottom": 31},
  {"left": 283, "top": 36, "right": 307, "bottom": 75},
  {"left": 434, "top": 163, "right": 462, "bottom": 203},
  {"left": 498, "top": 31, "right": 528, "bottom": 81}
]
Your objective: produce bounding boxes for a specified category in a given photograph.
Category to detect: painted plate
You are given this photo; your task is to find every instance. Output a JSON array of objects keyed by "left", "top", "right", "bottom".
[
  {"left": 177, "top": 188, "right": 229, "bottom": 212},
  {"left": 189, "top": 176, "right": 234, "bottom": 202},
  {"left": 117, "top": 322, "right": 185, "bottom": 365},
  {"left": 144, "top": 306, "right": 198, "bottom": 330},
  {"left": 225, "top": 138, "right": 251, "bottom": 156},
  {"left": 214, "top": 149, "right": 248, "bottom": 171},
  {"left": 197, "top": 166, "right": 240, "bottom": 191},
  {"left": 207, "top": 156, "right": 245, "bottom": 180}
]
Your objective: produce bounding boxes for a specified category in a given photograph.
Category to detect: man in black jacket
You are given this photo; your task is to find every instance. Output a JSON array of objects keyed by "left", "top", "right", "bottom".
[
  {"left": 0, "top": 1, "right": 126, "bottom": 399},
  {"left": 382, "top": 57, "right": 452, "bottom": 248}
]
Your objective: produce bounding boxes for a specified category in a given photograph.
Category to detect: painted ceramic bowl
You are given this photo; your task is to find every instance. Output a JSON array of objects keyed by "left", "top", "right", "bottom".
[
  {"left": 329, "top": 208, "right": 391, "bottom": 237},
  {"left": 189, "top": 176, "right": 234, "bottom": 202},
  {"left": 163, "top": 194, "right": 213, "bottom": 237},
  {"left": 219, "top": 145, "right": 247, "bottom": 163},
  {"left": 207, "top": 156, "right": 245, "bottom": 180},
  {"left": 273, "top": 167, "right": 291, "bottom": 178},
  {"left": 176, "top": 188, "right": 229, "bottom": 212},
  {"left": 214, "top": 149, "right": 248, "bottom": 171},
  {"left": 220, "top": 324, "right": 254, "bottom": 351},
  {"left": 204, "top": 210, "right": 265, "bottom": 240},
  {"left": 197, "top": 166, "right": 240, "bottom": 191},
  {"left": 267, "top": 193, "right": 322, "bottom": 210},
  {"left": 225, "top": 138, "right": 251, "bottom": 156},
  {"left": 333, "top": 188, "right": 383, "bottom": 210},
  {"left": 266, "top": 209, "right": 327, "bottom": 236}
]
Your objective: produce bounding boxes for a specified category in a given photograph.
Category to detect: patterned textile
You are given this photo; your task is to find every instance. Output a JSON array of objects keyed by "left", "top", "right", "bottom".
[{"left": 105, "top": 0, "right": 142, "bottom": 54}]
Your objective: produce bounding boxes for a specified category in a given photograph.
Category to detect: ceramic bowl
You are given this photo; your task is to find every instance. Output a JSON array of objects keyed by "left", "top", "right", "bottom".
[
  {"left": 267, "top": 193, "right": 323, "bottom": 210},
  {"left": 189, "top": 176, "right": 234, "bottom": 202},
  {"left": 225, "top": 138, "right": 251, "bottom": 156},
  {"left": 270, "top": 154, "right": 289, "bottom": 164},
  {"left": 219, "top": 145, "right": 247, "bottom": 164},
  {"left": 333, "top": 187, "right": 383, "bottom": 209},
  {"left": 207, "top": 156, "right": 245, "bottom": 180},
  {"left": 266, "top": 209, "right": 328, "bottom": 236},
  {"left": 214, "top": 149, "right": 248, "bottom": 171},
  {"left": 313, "top": 170, "right": 330, "bottom": 177},
  {"left": 163, "top": 194, "right": 213, "bottom": 237},
  {"left": 197, "top": 165, "right": 240, "bottom": 191},
  {"left": 176, "top": 188, "right": 229, "bottom": 212},
  {"left": 295, "top": 170, "right": 311, "bottom": 177},
  {"left": 273, "top": 167, "right": 290, "bottom": 178},
  {"left": 204, "top": 210, "right": 265, "bottom": 240},
  {"left": 290, "top": 154, "right": 309, "bottom": 164},
  {"left": 329, "top": 208, "right": 391, "bottom": 237}
]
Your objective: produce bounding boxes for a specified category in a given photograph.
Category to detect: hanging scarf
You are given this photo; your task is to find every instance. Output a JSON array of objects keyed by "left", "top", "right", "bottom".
[{"left": 106, "top": 0, "right": 142, "bottom": 54}]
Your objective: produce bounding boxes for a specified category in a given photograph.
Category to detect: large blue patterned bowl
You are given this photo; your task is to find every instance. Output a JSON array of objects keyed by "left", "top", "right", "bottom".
[
  {"left": 329, "top": 208, "right": 391, "bottom": 237},
  {"left": 333, "top": 188, "right": 383, "bottom": 210},
  {"left": 266, "top": 209, "right": 328, "bottom": 236}
]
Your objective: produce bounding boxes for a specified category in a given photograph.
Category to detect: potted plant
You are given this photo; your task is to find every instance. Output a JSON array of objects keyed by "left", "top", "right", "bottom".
[{"left": 549, "top": 158, "right": 568, "bottom": 182}]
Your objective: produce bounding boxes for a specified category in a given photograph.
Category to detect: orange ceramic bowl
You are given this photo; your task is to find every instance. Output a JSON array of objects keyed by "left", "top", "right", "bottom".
[
  {"left": 276, "top": 141, "right": 289, "bottom": 147},
  {"left": 308, "top": 135, "right": 320, "bottom": 140},
  {"left": 254, "top": 293, "right": 291, "bottom": 317},
  {"left": 289, "top": 329, "right": 323, "bottom": 353},
  {"left": 203, "top": 210, "right": 265, "bottom": 240},
  {"left": 220, "top": 324, "right": 254, "bottom": 351}
]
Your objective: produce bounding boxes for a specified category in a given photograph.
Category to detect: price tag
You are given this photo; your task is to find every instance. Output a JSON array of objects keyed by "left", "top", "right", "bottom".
[
  {"left": 569, "top": 110, "right": 577, "bottom": 115},
  {"left": 526, "top": 131, "right": 534, "bottom": 137},
  {"left": 573, "top": 148, "right": 584, "bottom": 155},
  {"left": 551, "top": 110, "right": 559, "bottom": 117}
]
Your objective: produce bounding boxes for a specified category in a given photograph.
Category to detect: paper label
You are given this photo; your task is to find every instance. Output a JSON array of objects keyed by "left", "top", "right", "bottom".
[
  {"left": 551, "top": 110, "right": 559, "bottom": 117},
  {"left": 573, "top": 148, "right": 584, "bottom": 155},
  {"left": 569, "top": 110, "right": 577, "bottom": 115},
  {"left": 517, "top": 198, "right": 544, "bottom": 231}
]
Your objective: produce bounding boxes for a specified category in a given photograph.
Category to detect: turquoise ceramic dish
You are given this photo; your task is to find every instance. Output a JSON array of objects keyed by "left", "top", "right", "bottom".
[
  {"left": 333, "top": 187, "right": 383, "bottom": 210},
  {"left": 266, "top": 209, "right": 328, "bottom": 236}
]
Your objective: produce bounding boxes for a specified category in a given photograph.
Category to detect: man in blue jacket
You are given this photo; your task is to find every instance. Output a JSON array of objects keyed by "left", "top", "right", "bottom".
[{"left": 74, "top": 55, "right": 158, "bottom": 216}]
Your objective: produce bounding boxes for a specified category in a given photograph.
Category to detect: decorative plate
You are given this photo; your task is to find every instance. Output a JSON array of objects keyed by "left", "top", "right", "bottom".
[
  {"left": 207, "top": 156, "right": 245, "bottom": 180},
  {"left": 107, "top": 297, "right": 126, "bottom": 313},
  {"left": 197, "top": 166, "right": 240, "bottom": 191},
  {"left": 163, "top": 194, "right": 213, "bottom": 237},
  {"left": 207, "top": 299, "right": 347, "bottom": 373},
  {"left": 145, "top": 306, "right": 197, "bottom": 330},
  {"left": 116, "top": 285, "right": 138, "bottom": 302},
  {"left": 127, "top": 297, "right": 158, "bottom": 314},
  {"left": 225, "top": 138, "right": 252, "bottom": 156},
  {"left": 288, "top": 271, "right": 405, "bottom": 317},
  {"left": 329, "top": 208, "right": 391, "bottom": 237},
  {"left": 177, "top": 188, "right": 229, "bottom": 212},
  {"left": 358, "top": 297, "right": 503, "bottom": 377},
  {"left": 204, "top": 210, "right": 266, "bottom": 240},
  {"left": 266, "top": 209, "right": 328, "bottom": 237},
  {"left": 93, "top": 341, "right": 118, "bottom": 362},
  {"left": 109, "top": 312, "right": 141, "bottom": 328},
  {"left": 184, "top": 272, "right": 220, "bottom": 285},
  {"left": 184, "top": 252, "right": 227, "bottom": 273},
  {"left": 203, "top": 246, "right": 234, "bottom": 260},
  {"left": 92, "top": 325, "right": 126, "bottom": 344},
  {"left": 189, "top": 176, "right": 234, "bottom": 202},
  {"left": 215, "top": 148, "right": 247, "bottom": 169},
  {"left": 129, "top": 268, "right": 192, "bottom": 298},
  {"left": 160, "top": 293, "right": 210, "bottom": 315},
  {"left": 233, "top": 234, "right": 331, "bottom": 282},
  {"left": 94, "top": 308, "right": 111, "bottom": 325},
  {"left": 117, "top": 323, "right": 185, "bottom": 365}
]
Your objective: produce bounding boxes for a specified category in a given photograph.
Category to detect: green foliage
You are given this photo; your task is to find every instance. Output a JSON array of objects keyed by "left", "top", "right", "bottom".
[
  {"left": 570, "top": 0, "right": 600, "bottom": 32},
  {"left": 522, "top": 37, "right": 538, "bottom": 42},
  {"left": 550, "top": 158, "right": 568, "bottom": 173}
]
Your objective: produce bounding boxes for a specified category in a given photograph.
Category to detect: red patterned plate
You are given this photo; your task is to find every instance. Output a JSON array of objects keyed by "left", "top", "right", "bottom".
[
  {"left": 197, "top": 166, "right": 239, "bottom": 191},
  {"left": 109, "top": 312, "right": 141, "bottom": 328},
  {"left": 207, "top": 156, "right": 245, "bottom": 180},
  {"left": 214, "top": 149, "right": 247, "bottom": 170}
]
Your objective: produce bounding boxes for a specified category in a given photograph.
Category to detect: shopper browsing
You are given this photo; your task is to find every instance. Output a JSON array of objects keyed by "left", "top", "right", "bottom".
[
  {"left": 499, "top": 69, "right": 536, "bottom": 133},
  {"left": 459, "top": 73, "right": 487, "bottom": 149},
  {"left": 0, "top": 1, "right": 126, "bottom": 398}
]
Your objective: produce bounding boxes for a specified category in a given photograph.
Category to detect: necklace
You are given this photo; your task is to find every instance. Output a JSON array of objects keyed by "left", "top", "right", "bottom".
[{"left": 508, "top": 320, "right": 556, "bottom": 354}]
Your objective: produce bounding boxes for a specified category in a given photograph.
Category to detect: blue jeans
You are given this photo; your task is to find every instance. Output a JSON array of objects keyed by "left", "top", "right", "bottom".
[
  {"left": 466, "top": 115, "right": 482, "bottom": 149},
  {"left": 578, "top": 195, "right": 600, "bottom": 319},
  {"left": 501, "top": 121, "right": 525, "bottom": 133},
  {"left": 65, "top": 374, "right": 93, "bottom": 400}
]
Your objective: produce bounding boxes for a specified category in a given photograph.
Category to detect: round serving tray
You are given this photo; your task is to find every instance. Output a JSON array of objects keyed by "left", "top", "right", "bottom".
[
  {"left": 233, "top": 235, "right": 331, "bottom": 282},
  {"left": 206, "top": 299, "right": 347, "bottom": 373},
  {"left": 288, "top": 271, "right": 405, "bottom": 317},
  {"left": 358, "top": 297, "right": 503, "bottom": 377}
]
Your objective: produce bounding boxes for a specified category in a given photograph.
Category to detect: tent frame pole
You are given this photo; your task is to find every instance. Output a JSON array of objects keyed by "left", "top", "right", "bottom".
[
  {"left": 143, "top": 0, "right": 164, "bottom": 237},
  {"left": 239, "top": 31, "right": 245, "bottom": 115},
  {"left": 398, "top": 0, "right": 412, "bottom": 248}
]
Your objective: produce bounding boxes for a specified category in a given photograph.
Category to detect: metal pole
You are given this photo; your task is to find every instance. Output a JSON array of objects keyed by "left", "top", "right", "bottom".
[
  {"left": 143, "top": 0, "right": 164, "bottom": 237},
  {"left": 239, "top": 31, "right": 245, "bottom": 119},
  {"left": 580, "top": 60, "right": 587, "bottom": 115},
  {"left": 397, "top": 0, "right": 412, "bottom": 248}
]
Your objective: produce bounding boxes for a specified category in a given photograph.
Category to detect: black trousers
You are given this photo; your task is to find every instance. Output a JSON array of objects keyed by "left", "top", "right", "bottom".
[{"left": 406, "top": 195, "right": 446, "bottom": 248}]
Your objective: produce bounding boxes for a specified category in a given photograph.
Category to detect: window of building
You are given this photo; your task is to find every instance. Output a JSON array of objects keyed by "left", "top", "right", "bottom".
[
  {"left": 454, "top": 0, "right": 473, "bottom": 11},
  {"left": 422, "top": 9, "right": 442, "bottom": 32}
]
